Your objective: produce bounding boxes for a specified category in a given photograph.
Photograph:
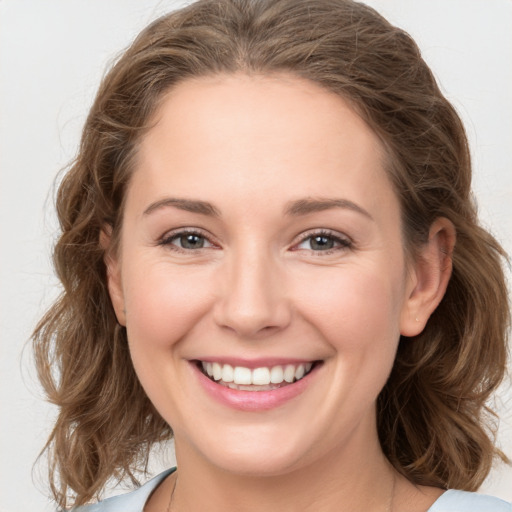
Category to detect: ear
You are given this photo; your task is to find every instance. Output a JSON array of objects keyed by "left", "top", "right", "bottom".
[
  {"left": 100, "top": 227, "right": 126, "bottom": 326},
  {"left": 400, "top": 218, "right": 456, "bottom": 337}
]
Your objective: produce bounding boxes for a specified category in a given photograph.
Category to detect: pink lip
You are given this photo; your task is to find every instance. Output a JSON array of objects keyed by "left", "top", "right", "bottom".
[{"left": 190, "top": 361, "right": 320, "bottom": 411}]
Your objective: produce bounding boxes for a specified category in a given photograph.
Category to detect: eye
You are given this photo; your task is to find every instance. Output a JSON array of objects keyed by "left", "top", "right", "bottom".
[
  {"left": 159, "top": 229, "right": 215, "bottom": 251},
  {"left": 295, "top": 230, "right": 352, "bottom": 253}
]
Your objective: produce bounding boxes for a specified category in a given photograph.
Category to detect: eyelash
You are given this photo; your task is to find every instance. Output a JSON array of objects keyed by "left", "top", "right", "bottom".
[
  {"left": 158, "top": 228, "right": 352, "bottom": 255},
  {"left": 158, "top": 228, "right": 215, "bottom": 253},
  {"left": 293, "top": 229, "right": 352, "bottom": 255}
]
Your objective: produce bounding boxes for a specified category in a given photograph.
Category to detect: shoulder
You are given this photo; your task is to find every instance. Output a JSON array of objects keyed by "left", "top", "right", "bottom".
[
  {"left": 429, "top": 489, "right": 512, "bottom": 512},
  {"left": 69, "top": 468, "right": 175, "bottom": 512}
]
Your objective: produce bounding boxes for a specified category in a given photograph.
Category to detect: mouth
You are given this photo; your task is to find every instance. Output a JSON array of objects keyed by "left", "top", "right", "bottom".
[{"left": 196, "top": 360, "right": 320, "bottom": 392}]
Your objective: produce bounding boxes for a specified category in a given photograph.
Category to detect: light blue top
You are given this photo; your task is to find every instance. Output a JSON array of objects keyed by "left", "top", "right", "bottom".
[{"left": 73, "top": 468, "right": 512, "bottom": 511}]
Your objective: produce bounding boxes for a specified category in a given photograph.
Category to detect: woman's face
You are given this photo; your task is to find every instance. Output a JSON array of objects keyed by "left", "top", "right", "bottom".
[{"left": 107, "top": 74, "right": 425, "bottom": 475}]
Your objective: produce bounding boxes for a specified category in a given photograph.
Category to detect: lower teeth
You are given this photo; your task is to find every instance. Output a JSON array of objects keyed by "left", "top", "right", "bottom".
[{"left": 222, "top": 381, "right": 289, "bottom": 391}]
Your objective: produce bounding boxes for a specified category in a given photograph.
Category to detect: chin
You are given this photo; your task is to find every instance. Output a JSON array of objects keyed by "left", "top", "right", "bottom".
[
  {"left": 182, "top": 425, "right": 314, "bottom": 477},
  {"left": 210, "top": 449, "right": 309, "bottom": 478}
]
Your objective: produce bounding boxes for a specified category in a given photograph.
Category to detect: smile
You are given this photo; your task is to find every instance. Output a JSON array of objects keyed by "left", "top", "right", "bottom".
[
  {"left": 192, "top": 359, "right": 322, "bottom": 411},
  {"left": 199, "top": 361, "right": 316, "bottom": 391}
]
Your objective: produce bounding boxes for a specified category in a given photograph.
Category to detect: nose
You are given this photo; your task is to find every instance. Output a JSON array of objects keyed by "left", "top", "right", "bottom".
[{"left": 213, "top": 247, "right": 291, "bottom": 339}]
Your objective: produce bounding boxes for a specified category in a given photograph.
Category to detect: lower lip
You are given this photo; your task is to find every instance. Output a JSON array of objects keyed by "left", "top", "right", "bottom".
[{"left": 191, "top": 362, "right": 319, "bottom": 411}]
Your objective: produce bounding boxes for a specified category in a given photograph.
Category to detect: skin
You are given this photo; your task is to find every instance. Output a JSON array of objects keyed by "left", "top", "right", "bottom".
[{"left": 105, "top": 74, "right": 455, "bottom": 511}]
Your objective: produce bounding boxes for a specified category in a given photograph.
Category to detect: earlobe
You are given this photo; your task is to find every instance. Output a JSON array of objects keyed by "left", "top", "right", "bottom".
[
  {"left": 400, "top": 218, "right": 456, "bottom": 337},
  {"left": 100, "top": 228, "right": 126, "bottom": 326}
]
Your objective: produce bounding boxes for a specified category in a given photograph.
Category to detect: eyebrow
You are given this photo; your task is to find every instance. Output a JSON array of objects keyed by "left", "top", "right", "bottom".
[
  {"left": 143, "top": 196, "right": 373, "bottom": 220},
  {"left": 143, "top": 197, "right": 221, "bottom": 217},
  {"left": 284, "top": 197, "right": 373, "bottom": 220}
]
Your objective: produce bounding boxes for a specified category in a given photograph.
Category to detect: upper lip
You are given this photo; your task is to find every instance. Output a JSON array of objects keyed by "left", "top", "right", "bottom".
[{"left": 191, "top": 357, "right": 320, "bottom": 369}]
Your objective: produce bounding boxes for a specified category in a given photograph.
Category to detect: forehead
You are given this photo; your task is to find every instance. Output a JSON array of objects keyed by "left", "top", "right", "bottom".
[
  {"left": 142, "top": 73, "right": 383, "bottom": 165},
  {"left": 129, "top": 73, "right": 397, "bottom": 220}
]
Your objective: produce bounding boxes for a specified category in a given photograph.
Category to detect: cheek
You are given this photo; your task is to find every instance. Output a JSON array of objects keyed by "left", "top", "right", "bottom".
[
  {"left": 122, "top": 259, "right": 213, "bottom": 350},
  {"left": 294, "top": 262, "right": 405, "bottom": 353}
]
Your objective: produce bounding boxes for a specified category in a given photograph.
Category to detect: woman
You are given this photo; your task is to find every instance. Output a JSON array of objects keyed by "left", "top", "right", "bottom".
[{"left": 33, "top": 0, "right": 511, "bottom": 510}]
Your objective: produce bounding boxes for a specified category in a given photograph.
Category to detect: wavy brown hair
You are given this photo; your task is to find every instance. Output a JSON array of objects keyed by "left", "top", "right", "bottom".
[{"left": 33, "top": 0, "right": 510, "bottom": 508}]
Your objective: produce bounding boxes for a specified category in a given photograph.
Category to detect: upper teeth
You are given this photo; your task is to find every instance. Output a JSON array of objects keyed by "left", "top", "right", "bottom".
[{"left": 201, "top": 362, "right": 313, "bottom": 386}]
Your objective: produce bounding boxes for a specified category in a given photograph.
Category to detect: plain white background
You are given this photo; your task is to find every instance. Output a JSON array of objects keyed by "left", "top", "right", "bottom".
[{"left": 0, "top": 1, "right": 511, "bottom": 511}]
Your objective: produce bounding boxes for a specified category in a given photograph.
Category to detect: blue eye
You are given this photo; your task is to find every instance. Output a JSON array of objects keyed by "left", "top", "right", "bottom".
[
  {"left": 160, "top": 230, "right": 214, "bottom": 251},
  {"left": 296, "top": 231, "right": 351, "bottom": 252},
  {"left": 174, "top": 233, "right": 206, "bottom": 249},
  {"left": 307, "top": 235, "right": 335, "bottom": 251}
]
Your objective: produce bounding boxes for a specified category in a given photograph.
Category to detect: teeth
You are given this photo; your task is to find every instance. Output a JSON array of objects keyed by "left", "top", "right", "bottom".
[
  {"left": 270, "top": 365, "right": 284, "bottom": 383},
  {"left": 252, "top": 367, "right": 271, "bottom": 385},
  {"left": 283, "top": 364, "right": 296, "bottom": 383},
  {"left": 221, "top": 364, "right": 234, "bottom": 382},
  {"left": 201, "top": 361, "right": 315, "bottom": 386},
  {"left": 238, "top": 384, "right": 257, "bottom": 391},
  {"left": 212, "top": 362, "right": 222, "bottom": 381},
  {"left": 233, "top": 366, "right": 252, "bottom": 385}
]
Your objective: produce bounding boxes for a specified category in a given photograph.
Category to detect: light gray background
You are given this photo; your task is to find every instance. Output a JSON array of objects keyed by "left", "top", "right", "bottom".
[{"left": 1, "top": 1, "right": 511, "bottom": 511}]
